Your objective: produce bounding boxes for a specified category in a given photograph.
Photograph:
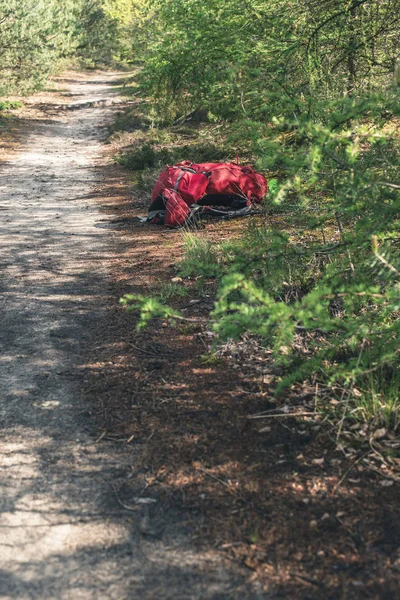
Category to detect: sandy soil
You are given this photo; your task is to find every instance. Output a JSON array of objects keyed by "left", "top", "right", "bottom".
[{"left": 0, "top": 72, "right": 260, "bottom": 599}]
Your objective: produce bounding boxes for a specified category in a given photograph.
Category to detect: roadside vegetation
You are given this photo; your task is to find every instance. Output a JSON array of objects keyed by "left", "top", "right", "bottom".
[
  {"left": 111, "top": 1, "right": 400, "bottom": 449},
  {"left": 0, "top": 0, "right": 134, "bottom": 96}
]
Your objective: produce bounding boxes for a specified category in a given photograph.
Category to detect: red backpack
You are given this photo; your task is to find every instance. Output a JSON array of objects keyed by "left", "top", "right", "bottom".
[{"left": 148, "top": 161, "right": 267, "bottom": 227}]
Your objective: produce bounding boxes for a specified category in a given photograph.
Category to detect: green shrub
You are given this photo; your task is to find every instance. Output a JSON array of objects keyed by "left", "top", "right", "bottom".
[
  {"left": 116, "top": 143, "right": 172, "bottom": 170},
  {"left": 0, "top": 0, "right": 81, "bottom": 95},
  {"left": 117, "top": 140, "right": 230, "bottom": 172},
  {"left": 120, "top": 0, "right": 400, "bottom": 434},
  {"left": 0, "top": 101, "right": 23, "bottom": 111}
]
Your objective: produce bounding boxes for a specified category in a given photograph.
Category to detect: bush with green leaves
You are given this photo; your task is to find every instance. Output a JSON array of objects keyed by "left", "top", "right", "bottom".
[
  {"left": 123, "top": 94, "right": 400, "bottom": 430},
  {"left": 77, "top": 0, "right": 135, "bottom": 66},
  {"left": 135, "top": 0, "right": 400, "bottom": 123},
  {"left": 209, "top": 96, "right": 399, "bottom": 410},
  {"left": 0, "top": 0, "right": 82, "bottom": 95},
  {"left": 117, "top": 136, "right": 230, "bottom": 171},
  {"left": 0, "top": 0, "right": 139, "bottom": 96},
  {"left": 0, "top": 100, "right": 23, "bottom": 111}
]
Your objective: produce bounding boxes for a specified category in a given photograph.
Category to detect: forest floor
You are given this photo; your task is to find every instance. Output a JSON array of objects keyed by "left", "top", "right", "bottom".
[{"left": 1, "top": 71, "right": 399, "bottom": 599}]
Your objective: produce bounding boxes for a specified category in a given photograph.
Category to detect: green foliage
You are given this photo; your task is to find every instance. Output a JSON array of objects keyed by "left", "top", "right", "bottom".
[
  {"left": 123, "top": 0, "right": 400, "bottom": 429},
  {"left": 135, "top": 0, "right": 400, "bottom": 123},
  {"left": 117, "top": 143, "right": 172, "bottom": 170},
  {"left": 0, "top": 0, "right": 137, "bottom": 96},
  {"left": 117, "top": 137, "right": 229, "bottom": 171},
  {"left": 77, "top": 0, "right": 131, "bottom": 66},
  {"left": 0, "top": 101, "right": 23, "bottom": 111},
  {"left": 0, "top": 0, "right": 82, "bottom": 95},
  {"left": 353, "top": 370, "right": 400, "bottom": 430},
  {"left": 178, "top": 233, "right": 221, "bottom": 278},
  {"left": 205, "top": 95, "right": 400, "bottom": 416},
  {"left": 156, "top": 281, "right": 189, "bottom": 302},
  {"left": 120, "top": 293, "right": 180, "bottom": 329},
  {"left": 8, "top": 2, "right": 396, "bottom": 432}
]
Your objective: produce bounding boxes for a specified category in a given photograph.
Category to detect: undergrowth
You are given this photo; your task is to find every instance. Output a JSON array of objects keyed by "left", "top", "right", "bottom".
[
  {"left": 155, "top": 281, "right": 189, "bottom": 302},
  {"left": 0, "top": 101, "right": 23, "bottom": 111},
  {"left": 114, "top": 12, "right": 400, "bottom": 442},
  {"left": 120, "top": 95, "right": 400, "bottom": 440}
]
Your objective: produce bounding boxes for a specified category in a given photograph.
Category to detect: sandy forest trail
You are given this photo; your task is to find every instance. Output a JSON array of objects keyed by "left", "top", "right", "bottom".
[{"left": 0, "top": 72, "right": 257, "bottom": 599}]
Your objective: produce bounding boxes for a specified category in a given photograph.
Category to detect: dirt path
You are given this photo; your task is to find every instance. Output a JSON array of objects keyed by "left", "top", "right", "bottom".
[{"left": 0, "top": 72, "right": 258, "bottom": 599}]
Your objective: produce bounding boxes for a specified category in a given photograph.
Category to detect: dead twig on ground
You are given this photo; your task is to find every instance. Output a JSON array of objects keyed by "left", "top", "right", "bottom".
[
  {"left": 95, "top": 431, "right": 106, "bottom": 443},
  {"left": 197, "top": 467, "right": 237, "bottom": 495},
  {"left": 290, "top": 572, "right": 325, "bottom": 588},
  {"left": 110, "top": 483, "right": 140, "bottom": 512},
  {"left": 126, "top": 341, "right": 161, "bottom": 356},
  {"left": 332, "top": 451, "right": 370, "bottom": 495}
]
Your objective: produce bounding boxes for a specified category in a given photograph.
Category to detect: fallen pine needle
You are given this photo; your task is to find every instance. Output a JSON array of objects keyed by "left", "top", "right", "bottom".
[
  {"left": 290, "top": 572, "right": 324, "bottom": 588},
  {"left": 95, "top": 431, "right": 106, "bottom": 443},
  {"left": 197, "top": 467, "right": 237, "bottom": 495},
  {"left": 247, "top": 412, "right": 316, "bottom": 420},
  {"left": 332, "top": 452, "right": 370, "bottom": 495}
]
